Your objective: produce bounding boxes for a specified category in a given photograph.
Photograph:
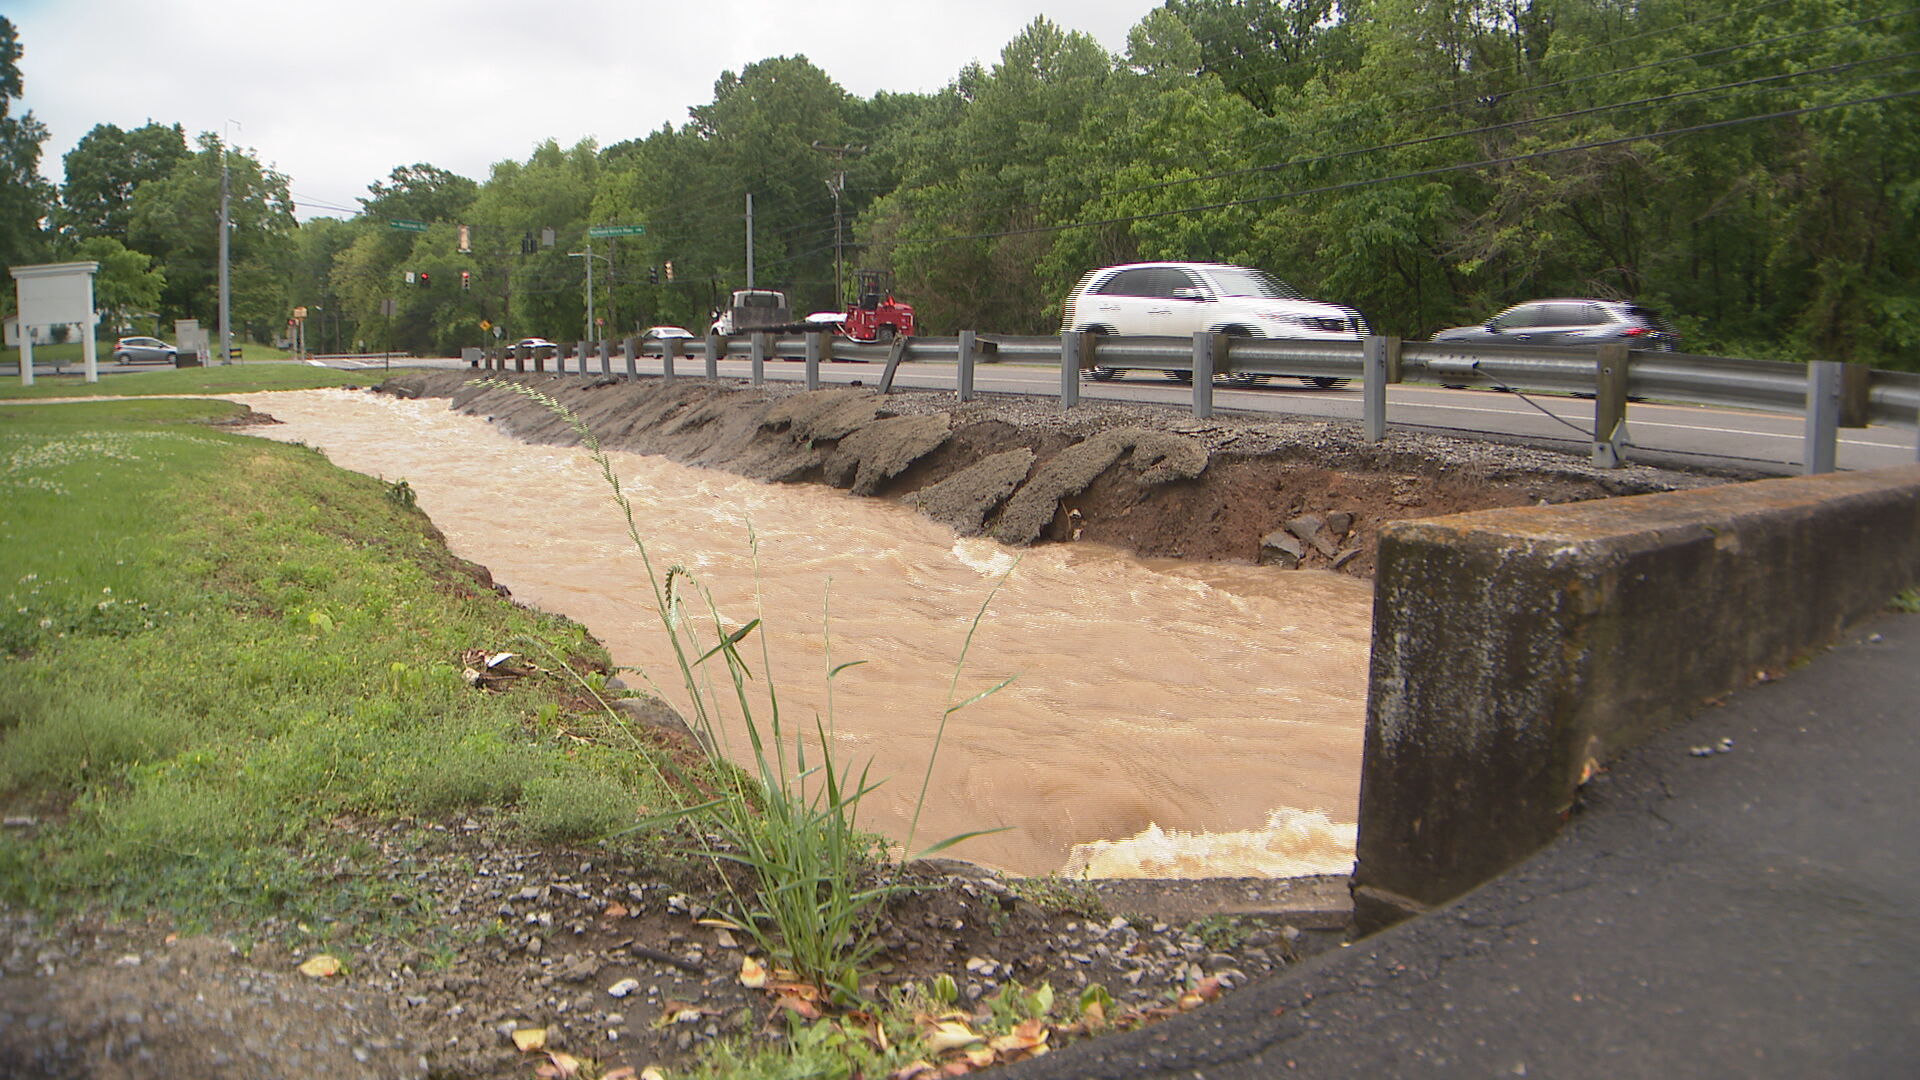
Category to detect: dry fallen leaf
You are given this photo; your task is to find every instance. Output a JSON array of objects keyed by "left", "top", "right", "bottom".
[
  {"left": 774, "top": 992, "right": 821, "bottom": 1020},
  {"left": 297, "top": 954, "right": 341, "bottom": 978},
  {"left": 603, "top": 901, "right": 629, "bottom": 919},
  {"left": 922, "top": 1019, "right": 982, "bottom": 1055},
  {"left": 511, "top": 1027, "right": 548, "bottom": 1052},
  {"left": 738, "top": 955, "right": 767, "bottom": 989},
  {"left": 889, "top": 1061, "right": 938, "bottom": 1080},
  {"left": 601, "top": 1069, "right": 638, "bottom": 1080},
  {"left": 534, "top": 1051, "right": 582, "bottom": 1078}
]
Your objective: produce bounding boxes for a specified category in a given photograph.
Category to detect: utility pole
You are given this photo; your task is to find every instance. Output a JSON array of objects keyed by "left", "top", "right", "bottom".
[
  {"left": 813, "top": 142, "right": 864, "bottom": 307},
  {"left": 217, "top": 140, "right": 232, "bottom": 366},
  {"left": 745, "top": 193, "right": 755, "bottom": 290}
]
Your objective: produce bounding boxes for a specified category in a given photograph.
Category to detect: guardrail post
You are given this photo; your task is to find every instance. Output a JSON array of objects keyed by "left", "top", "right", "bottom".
[
  {"left": 579, "top": 341, "right": 592, "bottom": 377},
  {"left": 621, "top": 336, "right": 637, "bottom": 380},
  {"left": 1806, "top": 359, "right": 1842, "bottom": 474},
  {"left": 804, "top": 331, "right": 823, "bottom": 391},
  {"left": 532, "top": 346, "right": 545, "bottom": 373},
  {"left": 1593, "top": 343, "right": 1630, "bottom": 468},
  {"left": 1840, "top": 363, "right": 1871, "bottom": 428},
  {"left": 705, "top": 334, "right": 721, "bottom": 381},
  {"left": 750, "top": 333, "right": 767, "bottom": 386},
  {"left": 958, "top": 330, "right": 977, "bottom": 402},
  {"left": 662, "top": 336, "right": 679, "bottom": 382},
  {"left": 514, "top": 345, "right": 526, "bottom": 372},
  {"left": 1060, "top": 332, "right": 1083, "bottom": 410},
  {"left": 1192, "top": 332, "right": 1216, "bottom": 419},
  {"left": 599, "top": 340, "right": 612, "bottom": 376},
  {"left": 1363, "top": 335, "right": 1394, "bottom": 442}
]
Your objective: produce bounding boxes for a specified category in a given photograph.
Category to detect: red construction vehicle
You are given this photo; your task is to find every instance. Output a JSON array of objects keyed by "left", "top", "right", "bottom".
[{"left": 835, "top": 269, "right": 915, "bottom": 343}]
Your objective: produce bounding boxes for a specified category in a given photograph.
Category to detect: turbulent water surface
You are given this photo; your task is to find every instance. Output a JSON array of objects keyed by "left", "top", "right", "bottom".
[{"left": 241, "top": 389, "right": 1374, "bottom": 877}]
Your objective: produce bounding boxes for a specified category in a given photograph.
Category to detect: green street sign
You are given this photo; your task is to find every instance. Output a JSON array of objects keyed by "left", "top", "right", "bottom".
[
  {"left": 588, "top": 224, "right": 646, "bottom": 238},
  {"left": 389, "top": 219, "right": 429, "bottom": 233}
]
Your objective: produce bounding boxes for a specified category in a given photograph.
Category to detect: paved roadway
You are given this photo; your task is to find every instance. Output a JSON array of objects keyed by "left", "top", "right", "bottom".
[
  {"left": 401, "top": 353, "right": 1920, "bottom": 475},
  {"left": 997, "top": 608, "right": 1920, "bottom": 1079}
]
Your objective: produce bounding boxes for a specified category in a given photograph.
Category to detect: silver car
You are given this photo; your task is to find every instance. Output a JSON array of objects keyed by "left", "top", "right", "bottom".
[{"left": 113, "top": 336, "right": 178, "bottom": 364}]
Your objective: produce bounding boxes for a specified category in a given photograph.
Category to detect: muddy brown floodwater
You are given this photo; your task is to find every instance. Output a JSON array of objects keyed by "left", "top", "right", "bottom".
[{"left": 240, "top": 389, "right": 1373, "bottom": 878}]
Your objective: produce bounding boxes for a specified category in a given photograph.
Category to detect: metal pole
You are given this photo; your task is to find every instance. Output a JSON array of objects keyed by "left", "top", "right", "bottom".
[
  {"left": 958, "top": 330, "right": 977, "bottom": 402},
  {"left": 1805, "top": 360, "right": 1842, "bottom": 474},
  {"left": 584, "top": 241, "right": 595, "bottom": 343},
  {"left": 745, "top": 193, "right": 755, "bottom": 290},
  {"left": 218, "top": 153, "right": 232, "bottom": 366},
  {"left": 1363, "top": 335, "right": 1390, "bottom": 443},
  {"left": 1192, "top": 332, "right": 1216, "bottom": 419},
  {"left": 1060, "top": 332, "right": 1082, "bottom": 410},
  {"left": 1593, "top": 343, "right": 1630, "bottom": 468}
]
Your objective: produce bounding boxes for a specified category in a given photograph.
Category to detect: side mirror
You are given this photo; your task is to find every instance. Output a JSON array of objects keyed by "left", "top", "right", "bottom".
[{"left": 1484, "top": 320, "right": 1502, "bottom": 333}]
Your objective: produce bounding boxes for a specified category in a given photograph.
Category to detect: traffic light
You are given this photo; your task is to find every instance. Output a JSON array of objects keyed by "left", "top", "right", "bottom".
[
  {"left": 664, "top": 261, "right": 674, "bottom": 281},
  {"left": 648, "top": 266, "right": 659, "bottom": 285},
  {"left": 460, "top": 270, "right": 471, "bottom": 291},
  {"left": 418, "top": 271, "right": 431, "bottom": 287}
]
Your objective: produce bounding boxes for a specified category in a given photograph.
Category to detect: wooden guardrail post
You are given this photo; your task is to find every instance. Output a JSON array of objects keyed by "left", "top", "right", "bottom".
[
  {"left": 622, "top": 336, "right": 638, "bottom": 380},
  {"left": 750, "top": 333, "right": 767, "bottom": 386},
  {"left": 705, "top": 334, "right": 721, "bottom": 381},
  {"left": 662, "top": 336, "right": 680, "bottom": 382}
]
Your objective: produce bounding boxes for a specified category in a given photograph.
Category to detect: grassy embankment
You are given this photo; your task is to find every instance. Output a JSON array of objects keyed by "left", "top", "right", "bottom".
[
  {"left": 0, "top": 356, "right": 360, "bottom": 400},
  {"left": 0, "top": 384, "right": 696, "bottom": 936}
]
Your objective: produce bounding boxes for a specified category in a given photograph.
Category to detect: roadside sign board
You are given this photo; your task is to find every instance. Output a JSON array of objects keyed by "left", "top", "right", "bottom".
[
  {"left": 389, "top": 219, "right": 429, "bottom": 233},
  {"left": 588, "top": 225, "right": 646, "bottom": 238}
]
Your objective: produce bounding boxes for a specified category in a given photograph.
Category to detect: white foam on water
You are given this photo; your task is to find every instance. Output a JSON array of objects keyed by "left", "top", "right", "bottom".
[{"left": 1061, "top": 807, "right": 1357, "bottom": 880}]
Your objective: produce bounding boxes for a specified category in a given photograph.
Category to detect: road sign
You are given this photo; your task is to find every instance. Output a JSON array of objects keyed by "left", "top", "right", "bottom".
[
  {"left": 588, "top": 224, "right": 646, "bottom": 238},
  {"left": 389, "top": 219, "right": 429, "bottom": 233},
  {"left": 480, "top": 319, "right": 492, "bottom": 331}
]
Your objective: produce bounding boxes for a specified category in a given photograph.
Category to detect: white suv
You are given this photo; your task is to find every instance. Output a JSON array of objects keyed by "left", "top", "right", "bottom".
[{"left": 1059, "top": 262, "right": 1368, "bottom": 386}]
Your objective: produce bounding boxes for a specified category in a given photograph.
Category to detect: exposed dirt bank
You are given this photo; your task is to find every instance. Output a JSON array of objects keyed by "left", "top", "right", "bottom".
[{"left": 382, "top": 370, "right": 1737, "bottom": 578}]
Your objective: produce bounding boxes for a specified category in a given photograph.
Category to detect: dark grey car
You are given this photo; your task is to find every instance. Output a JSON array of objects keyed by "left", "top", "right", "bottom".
[
  {"left": 1431, "top": 299, "right": 1680, "bottom": 351},
  {"left": 112, "top": 336, "right": 178, "bottom": 364}
]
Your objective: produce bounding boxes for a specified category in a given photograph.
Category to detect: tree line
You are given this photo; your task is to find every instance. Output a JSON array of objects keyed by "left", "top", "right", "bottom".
[{"left": 5, "top": 2, "right": 1915, "bottom": 369}]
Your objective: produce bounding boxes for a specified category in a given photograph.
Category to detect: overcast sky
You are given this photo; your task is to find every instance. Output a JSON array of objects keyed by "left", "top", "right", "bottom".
[{"left": 14, "top": 0, "right": 1163, "bottom": 221}]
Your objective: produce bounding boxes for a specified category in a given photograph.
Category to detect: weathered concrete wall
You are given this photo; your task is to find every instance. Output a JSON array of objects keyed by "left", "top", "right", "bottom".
[{"left": 1352, "top": 465, "right": 1920, "bottom": 931}]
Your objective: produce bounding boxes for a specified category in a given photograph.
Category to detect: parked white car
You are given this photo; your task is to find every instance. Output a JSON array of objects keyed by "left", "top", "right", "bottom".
[{"left": 1059, "top": 262, "right": 1368, "bottom": 387}]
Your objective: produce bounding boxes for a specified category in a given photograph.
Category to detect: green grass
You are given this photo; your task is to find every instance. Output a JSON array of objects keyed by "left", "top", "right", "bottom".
[
  {"left": 0, "top": 396, "right": 697, "bottom": 927},
  {"left": 0, "top": 360, "right": 366, "bottom": 400},
  {"left": 3, "top": 340, "right": 295, "bottom": 369}
]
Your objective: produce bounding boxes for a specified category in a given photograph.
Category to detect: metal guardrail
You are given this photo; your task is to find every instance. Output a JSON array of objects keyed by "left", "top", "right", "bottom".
[{"left": 470, "top": 331, "right": 1920, "bottom": 473}]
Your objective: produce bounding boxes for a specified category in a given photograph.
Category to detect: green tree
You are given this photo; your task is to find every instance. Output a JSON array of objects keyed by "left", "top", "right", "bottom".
[
  {"left": 73, "top": 236, "right": 165, "bottom": 338},
  {"left": 58, "top": 121, "right": 190, "bottom": 239},
  {"left": 0, "top": 16, "right": 52, "bottom": 275},
  {"left": 126, "top": 134, "right": 296, "bottom": 337}
]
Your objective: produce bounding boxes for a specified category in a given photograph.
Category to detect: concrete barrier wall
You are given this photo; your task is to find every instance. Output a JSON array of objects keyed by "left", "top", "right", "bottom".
[{"left": 1352, "top": 465, "right": 1920, "bottom": 931}]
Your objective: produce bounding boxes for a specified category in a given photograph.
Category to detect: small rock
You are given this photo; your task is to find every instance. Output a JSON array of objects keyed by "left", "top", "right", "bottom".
[{"left": 607, "top": 978, "right": 640, "bottom": 998}]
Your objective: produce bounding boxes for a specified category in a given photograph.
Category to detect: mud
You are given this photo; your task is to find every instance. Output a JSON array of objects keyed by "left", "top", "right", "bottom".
[{"left": 385, "top": 369, "right": 1733, "bottom": 577}]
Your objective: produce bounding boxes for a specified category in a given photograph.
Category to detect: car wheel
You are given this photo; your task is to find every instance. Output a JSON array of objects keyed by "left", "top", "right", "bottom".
[
  {"left": 876, "top": 326, "right": 896, "bottom": 344},
  {"left": 113, "top": 352, "right": 130, "bottom": 364},
  {"left": 1301, "top": 376, "right": 1349, "bottom": 389},
  {"left": 1088, "top": 367, "right": 1119, "bottom": 381}
]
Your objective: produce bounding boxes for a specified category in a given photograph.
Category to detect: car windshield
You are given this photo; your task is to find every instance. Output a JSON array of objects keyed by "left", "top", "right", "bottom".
[{"left": 1205, "top": 268, "right": 1304, "bottom": 300}]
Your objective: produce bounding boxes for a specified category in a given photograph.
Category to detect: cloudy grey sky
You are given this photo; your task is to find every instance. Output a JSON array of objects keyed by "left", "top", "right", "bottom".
[{"left": 13, "top": 0, "right": 1163, "bottom": 221}]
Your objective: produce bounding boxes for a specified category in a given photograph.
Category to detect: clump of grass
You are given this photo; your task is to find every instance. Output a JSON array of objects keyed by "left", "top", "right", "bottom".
[
  {"left": 473, "top": 378, "right": 1012, "bottom": 999},
  {"left": 1892, "top": 587, "right": 1920, "bottom": 614}
]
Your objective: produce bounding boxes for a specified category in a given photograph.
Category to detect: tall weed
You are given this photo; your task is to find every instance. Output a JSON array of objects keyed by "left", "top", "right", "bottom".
[{"left": 473, "top": 379, "right": 1012, "bottom": 997}]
